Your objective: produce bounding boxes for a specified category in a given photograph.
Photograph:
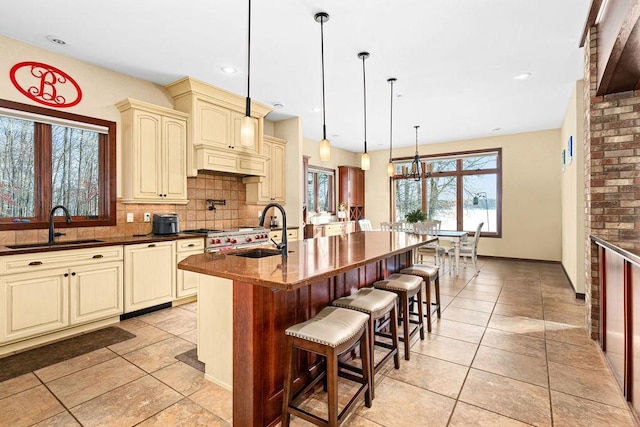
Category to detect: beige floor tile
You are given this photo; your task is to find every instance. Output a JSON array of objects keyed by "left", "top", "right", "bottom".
[
  {"left": 31, "top": 411, "right": 81, "bottom": 426},
  {"left": 545, "top": 340, "right": 607, "bottom": 371},
  {"left": 47, "top": 357, "right": 146, "bottom": 408},
  {"left": 449, "top": 401, "right": 531, "bottom": 426},
  {"left": 411, "top": 333, "right": 479, "bottom": 366},
  {"left": 0, "top": 385, "right": 65, "bottom": 426},
  {"left": 138, "top": 307, "right": 188, "bottom": 325},
  {"left": 179, "top": 302, "right": 198, "bottom": 313},
  {"left": 179, "top": 328, "right": 198, "bottom": 344},
  {"left": 137, "top": 398, "right": 229, "bottom": 426},
  {"left": 122, "top": 336, "right": 195, "bottom": 373},
  {"left": 492, "top": 302, "right": 544, "bottom": 320},
  {"left": 548, "top": 361, "right": 628, "bottom": 408},
  {"left": 439, "top": 284, "right": 467, "bottom": 297},
  {"left": 430, "top": 319, "right": 486, "bottom": 344},
  {"left": 472, "top": 345, "right": 548, "bottom": 387},
  {"left": 457, "top": 289, "right": 499, "bottom": 303},
  {"left": 71, "top": 375, "right": 182, "bottom": 426},
  {"left": 487, "top": 314, "right": 546, "bottom": 339},
  {"left": 356, "top": 377, "right": 455, "bottom": 426},
  {"left": 480, "top": 328, "right": 546, "bottom": 359},
  {"left": 341, "top": 414, "right": 385, "bottom": 426},
  {"left": 387, "top": 352, "right": 468, "bottom": 398},
  {"left": 152, "top": 361, "right": 208, "bottom": 396},
  {"left": 108, "top": 324, "right": 173, "bottom": 355},
  {"left": 543, "top": 308, "right": 583, "bottom": 326},
  {"left": 153, "top": 310, "right": 197, "bottom": 336},
  {"left": 448, "top": 297, "right": 496, "bottom": 313},
  {"left": 497, "top": 294, "right": 543, "bottom": 308},
  {"left": 116, "top": 317, "right": 149, "bottom": 333},
  {"left": 544, "top": 321, "right": 593, "bottom": 347},
  {"left": 0, "top": 372, "right": 41, "bottom": 400},
  {"left": 550, "top": 390, "right": 635, "bottom": 427},
  {"left": 35, "top": 347, "right": 117, "bottom": 383},
  {"left": 459, "top": 369, "right": 551, "bottom": 426},
  {"left": 442, "top": 306, "right": 491, "bottom": 327},
  {"left": 463, "top": 283, "right": 503, "bottom": 296},
  {"left": 189, "top": 380, "right": 233, "bottom": 421}
]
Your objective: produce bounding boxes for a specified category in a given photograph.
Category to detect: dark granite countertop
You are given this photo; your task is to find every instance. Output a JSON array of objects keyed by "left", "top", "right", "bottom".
[
  {"left": 178, "top": 231, "right": 433, "bottom": 291},
  {"left": 0, "top": 233, "right": 204, "bottom": 256}
]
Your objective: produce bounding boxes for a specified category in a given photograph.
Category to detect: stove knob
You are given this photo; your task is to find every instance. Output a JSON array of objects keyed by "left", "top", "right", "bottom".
[
  {"left": 216, "top": 239, "right": 221, "bottom": 244},
  {"left": 226, "top": 238, "right": 231, "bottom": 243},
  {"left": 232, "top": 239, "right": 237, "bottom": 244},
  {"left": 255, "top": 234, "right": 260, "bottom": 239},
  {"left": 246, "top": 237, "right": 252, "bottom": 242}
]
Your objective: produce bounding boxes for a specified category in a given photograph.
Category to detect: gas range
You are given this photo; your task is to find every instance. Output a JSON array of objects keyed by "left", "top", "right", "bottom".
[{"left": 183, "top": 227, "right": 270, "bottom": 252}]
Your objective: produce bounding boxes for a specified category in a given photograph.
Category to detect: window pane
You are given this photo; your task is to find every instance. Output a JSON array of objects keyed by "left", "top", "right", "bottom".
[
  {"left": 431, "top": 158, "right": 457, "bottom": 173},
  {"left": 307, "top": 172, "right": 316, "bottom": 213},
  {"left": 0, "top": 116, "right": 35, "bottom": 218},
  {"left": 51, "top": 125, "right": 100, "bottom": 216},
  {"left": 463, "top": 174, "right": 496, "bottom": 233},
  {"left": 426, "top": 176, "right": 457, "bottom": 230},
  {"left": 394, "top": 179, "right": 422, "bottom": 221},
  {"left": 317, "top": 173, "right": 330, "bottom": 211},
  {"left": 463, "top": 154, "right": 497, "bottom": 170}
]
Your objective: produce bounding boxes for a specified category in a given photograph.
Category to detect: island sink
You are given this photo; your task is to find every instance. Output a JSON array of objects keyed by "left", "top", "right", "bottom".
[{"left": 230, "top": 248, "right": 281, "bottom": 259}]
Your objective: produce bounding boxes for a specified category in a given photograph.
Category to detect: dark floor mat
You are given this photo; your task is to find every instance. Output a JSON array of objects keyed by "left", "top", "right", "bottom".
[
  {"left": 0, "top": 326, "right": 135, "bottom": 382},
  {"left": 175, "top": 348, "right": 205, "bottom": 373}
]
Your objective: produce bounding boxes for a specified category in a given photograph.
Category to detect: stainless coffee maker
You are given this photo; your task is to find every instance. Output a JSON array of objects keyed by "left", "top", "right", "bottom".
[{"left": 270, "top": 215, "right": 279, "bottom": 228}]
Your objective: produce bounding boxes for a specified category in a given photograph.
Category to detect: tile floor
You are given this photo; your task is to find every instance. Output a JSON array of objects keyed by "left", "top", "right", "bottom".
[{"left": 0, "top": 258, "right": 637, "bottom": 426}]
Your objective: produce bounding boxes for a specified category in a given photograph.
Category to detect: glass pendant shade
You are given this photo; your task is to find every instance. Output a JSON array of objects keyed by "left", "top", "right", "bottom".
[
  {"left": 319, "top": 138, "right": 331, "bottom": 161},
  {"left": 361, "top": 152, "right": 370, "bottom": 170},
  {"left": 387, "top": 161, "right": 394, "bottom": 176},
  {"left": 240, "top": 115, "right": 254, "bottom": 147}
]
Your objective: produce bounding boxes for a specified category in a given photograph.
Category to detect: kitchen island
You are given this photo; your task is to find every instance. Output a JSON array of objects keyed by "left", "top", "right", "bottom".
[{"left": 178, "top": 231, "right": 430, "bottom": 427}]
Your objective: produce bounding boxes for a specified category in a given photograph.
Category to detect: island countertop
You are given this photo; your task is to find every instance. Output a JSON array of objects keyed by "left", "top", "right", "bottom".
[{"left": 178, "top": 231, "right": 431, "bottom": 291}]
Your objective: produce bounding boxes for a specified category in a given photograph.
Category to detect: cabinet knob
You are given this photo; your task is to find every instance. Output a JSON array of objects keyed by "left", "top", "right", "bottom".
[
  {"left": 71, "top": 272, "right": 76, "bottom": 276},
  {"left": 148, "top": 244, "right": 156, "bottom": 248},
  {"left": 64, "top": 273, "right": 69, "bottom": 277}
]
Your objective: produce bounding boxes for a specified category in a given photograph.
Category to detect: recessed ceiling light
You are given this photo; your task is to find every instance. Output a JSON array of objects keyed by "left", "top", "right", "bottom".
[
  {"left": 272, "top": 102, "right": 284, "bottom": 109},
  {"left": 220, "top": 65, "right": 237, "bottom": 74},
  {"left": 514, "top": 72, "right": 532, "bottom": 80},
  {"left": 46, "top": 35, "right": 66, "bottom": 46}
]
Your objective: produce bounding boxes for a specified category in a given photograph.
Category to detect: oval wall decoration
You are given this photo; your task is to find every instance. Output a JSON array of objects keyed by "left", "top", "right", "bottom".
[{"left": 9, "top": 61, "right": 82, "bottom": 108}]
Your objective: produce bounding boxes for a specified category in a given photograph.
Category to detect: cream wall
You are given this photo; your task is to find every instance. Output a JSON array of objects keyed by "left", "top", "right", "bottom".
[
  {"left": 560, "top": 80, "right": 585, "bottom": 293},
  {"left": 0, "top": 35, "right": 174, "bottom": 198},
  {"left": 367, "top": 129, "right": 563, "bottom": 261}
]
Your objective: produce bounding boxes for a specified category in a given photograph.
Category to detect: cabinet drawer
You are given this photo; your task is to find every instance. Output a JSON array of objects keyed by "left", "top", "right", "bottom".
[
  {"left": 176, "top": 238, "right": 205, "bottom": 253},
  {"left": 0, "top": 246, "right": 124, "bottom": 275}
]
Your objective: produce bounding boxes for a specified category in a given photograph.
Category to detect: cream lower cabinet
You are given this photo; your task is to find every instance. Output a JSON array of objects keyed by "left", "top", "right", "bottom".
[
  {"left": 176, "top": 238, "right": 205, "bottom": 298},
  {"left": 0, "top": 246, "right": 124, "bottom": 344},
  {"left": 124, "top": 241, "right": 175, "bottom": 312},
  {"left": 269, "top": 228, "right": 298, "bottom": 245}
]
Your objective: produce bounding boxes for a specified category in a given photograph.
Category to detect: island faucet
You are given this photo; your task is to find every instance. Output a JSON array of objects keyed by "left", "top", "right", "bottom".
[
  {"left": 259, "top": 203, "right": 287, "bottom": 257},
  {"left": 48, "top": 205, "right": 72, "bottom": 243}
]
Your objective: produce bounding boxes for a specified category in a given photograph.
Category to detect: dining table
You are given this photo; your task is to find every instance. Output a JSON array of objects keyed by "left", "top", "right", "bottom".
[{"left": 435, "top": 230, "right": 469, "bottom": 274}]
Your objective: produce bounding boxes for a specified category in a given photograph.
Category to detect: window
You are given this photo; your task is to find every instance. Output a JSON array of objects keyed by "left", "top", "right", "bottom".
[
  {"left": 306, "top": 165, "right": 335, "bottom": 214},
  {"left": 392, "top": 148, "right": 501, "bottom": 237},
  {"left": 0, "top": 99, "right": 116, "bottom": 230}
]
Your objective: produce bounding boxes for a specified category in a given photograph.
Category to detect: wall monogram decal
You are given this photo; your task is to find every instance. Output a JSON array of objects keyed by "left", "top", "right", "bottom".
[{"left": 9, "top": 61, "right": 82, "bottom": 108}]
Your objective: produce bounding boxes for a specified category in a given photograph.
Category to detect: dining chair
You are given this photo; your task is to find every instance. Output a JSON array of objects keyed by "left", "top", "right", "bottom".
[
  {"left": 415, "top": 220, "right": 447, "bottom": 268},
  {"left": 449, "top": 222, "right": 483, "bottom": 273},
  {"left": 358, "top": 219, "right": 373, "bottom": 231},
  {"left": 390, "top": 221, "right": 405, "bottom": 231},
  {"left": 380, "top": 221, "right": 392, "bottom": 231}
]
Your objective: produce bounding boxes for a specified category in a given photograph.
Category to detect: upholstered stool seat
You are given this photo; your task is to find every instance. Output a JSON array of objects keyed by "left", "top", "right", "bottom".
[
  {"left": 332, "top": 288, "right": 400, "bottom": 398},
  {"left": 373, "top": 273, "right": 424, "bottom": 360},
  {"left": 282, "top": 306, "right": 373, "bottom": 427},
  {"left": 399, "top": 264, "right": 441, "bottom": 332}
]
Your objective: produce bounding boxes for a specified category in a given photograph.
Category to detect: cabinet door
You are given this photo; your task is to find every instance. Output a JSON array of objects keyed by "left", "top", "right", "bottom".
[
  {"left": 124, "top": 242, "right": 175, "bottom": 313},
  {"left": 271, "top": 140, "right": 286, "bottom": 202},
  {"left": 0, "top": 268, "right": 68, "bottom": 343},
  {"left": 162, "top": 116, "right": 188, "bottom": 201},
  {"left": 231, "top": 111, "right": 259, "bottom": 154},
  {"left": 353, "top": 168, "right": 364, "bottom": 206},
  {"left": 70, "top": 261, "right": 123, "bottom": 325},
  {"left": 259, "top": 141, "right": 273, "bottom": 202},
  {"left": 132, "top": 109, "right": 163, "bottom": 200},
  {"left": 176, "top": 252, "right": 200, "bottom": 298},
  {"left": 196, "top": 100, "right": 231, "bottom": 149}
]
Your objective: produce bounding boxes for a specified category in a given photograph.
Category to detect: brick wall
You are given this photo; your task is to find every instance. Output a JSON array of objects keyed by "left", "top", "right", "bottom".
[{"left": 584, "top": 25, "right": 640, "bottom": 340}]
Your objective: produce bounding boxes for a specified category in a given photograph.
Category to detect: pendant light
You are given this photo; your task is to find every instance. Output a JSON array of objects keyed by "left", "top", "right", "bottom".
[
  {"left": 410, "top": 125, "right": 422, "bottom": 181},
  {"left": 240, "top": 0, "right": 254, "bottom": 147},
  {"left": 358, "top": 51, "right": 370, "bottom": 171},
  {"left": 315, "top": 12, "right": 331, "bottom": 161},
  {"left": 387, "top": 77, "right": 396, "bottom": 176}
]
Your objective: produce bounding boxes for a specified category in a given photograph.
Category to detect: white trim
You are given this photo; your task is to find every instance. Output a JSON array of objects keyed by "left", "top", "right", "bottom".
[{"left": 0, "top": 107, "right": 109, "bottom": 134}]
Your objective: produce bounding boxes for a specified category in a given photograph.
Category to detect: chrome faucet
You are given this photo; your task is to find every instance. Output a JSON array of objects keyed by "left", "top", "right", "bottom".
[
  {"left": 49, "top": 205, "right": 72, "bottom": 243},
  {"left": 259, "top": 203, "right": 287, "bottom": 257}
]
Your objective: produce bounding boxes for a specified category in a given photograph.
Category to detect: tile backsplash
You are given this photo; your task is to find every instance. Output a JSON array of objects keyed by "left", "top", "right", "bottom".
[{"left": 0, "top": 172, "right": 264, "bottom": 245}]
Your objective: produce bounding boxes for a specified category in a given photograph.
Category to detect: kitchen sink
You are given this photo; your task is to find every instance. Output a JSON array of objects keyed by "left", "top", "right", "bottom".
[
  {"left": 230, "top": 248, "right": 282, "bottom": 259},
  {"left": 7, "top": 239, "right": 105, "bottom": 249}
]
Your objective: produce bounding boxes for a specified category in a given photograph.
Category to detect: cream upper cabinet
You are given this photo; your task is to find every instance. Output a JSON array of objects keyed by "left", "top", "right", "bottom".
[
  {"left": 117, "top": 99, "right": 189, "bottom": 204},
  {"left": 244, "top": 135, "right": 287, "bottom": 205},
  {"left": 124, "top": 241, "right": 175, "bottom": 313}
]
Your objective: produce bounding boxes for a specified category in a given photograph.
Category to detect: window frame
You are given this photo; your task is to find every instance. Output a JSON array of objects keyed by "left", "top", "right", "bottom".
[
  {"left": 390, "top": 148, "right": 502, "bottom": 238},
  {"left": 0, "top": 99, "right": 116, "bottom": 231},
  {"left": 306, "top": 164, "right": 336, "bottom": 215}
]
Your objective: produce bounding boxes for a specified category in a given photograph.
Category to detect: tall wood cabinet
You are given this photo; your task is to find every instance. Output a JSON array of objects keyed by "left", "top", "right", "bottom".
[
  {"left": 243, "top": 135, "right": 287, "bottom": 204},
  {"left": 116, "top": 99, "right": 189, "bottom": 204},
  {"left": 338, "top": 166, "right": 365, "bottom": 222}
]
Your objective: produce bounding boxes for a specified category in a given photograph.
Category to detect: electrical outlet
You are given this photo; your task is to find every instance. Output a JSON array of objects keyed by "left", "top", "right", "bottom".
[
  {"left": 144, "top": 212, "right": 151, "bottom": 222},
  {"left": 126, "top": 212, "right": 134, "bottom": 223}
]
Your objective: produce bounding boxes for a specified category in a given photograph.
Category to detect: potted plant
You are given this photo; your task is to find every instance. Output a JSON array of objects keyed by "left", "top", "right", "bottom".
[
  {"left": 337, "top": 201, "right": 347, "bottom": 220},
  {"left": 405, "top": 208, "right": 426, "bottom": 223}
]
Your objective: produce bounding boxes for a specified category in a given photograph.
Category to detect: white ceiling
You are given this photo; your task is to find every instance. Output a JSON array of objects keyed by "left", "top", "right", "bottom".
[{"left": 0, "top": 0, "right": 591, "bottom": 153}]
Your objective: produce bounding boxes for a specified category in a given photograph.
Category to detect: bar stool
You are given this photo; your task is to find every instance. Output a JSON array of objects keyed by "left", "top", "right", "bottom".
[
  {"left": 373, "top": 273, "right": 424, "bottom": 360},
  {"left": 281, "top": 306, "right": 372, "bottom": 427},
  {"left": 399, "top": 264, "right": 441, "bottom": 332},
  {"left": 332, "top": 288, "right": 400, "bottom": 398}
]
